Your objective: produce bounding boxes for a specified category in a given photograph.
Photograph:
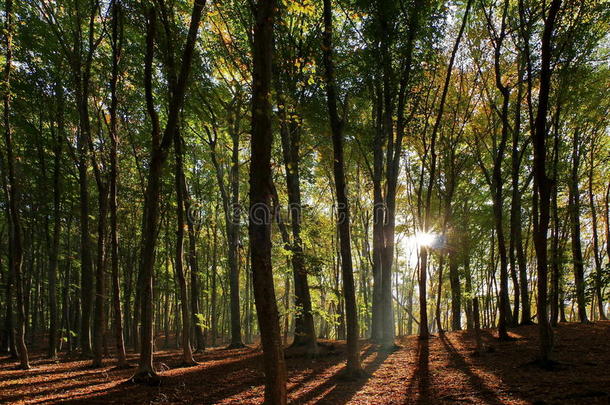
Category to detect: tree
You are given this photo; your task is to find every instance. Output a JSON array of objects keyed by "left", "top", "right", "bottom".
[
  {"left": 205, "top": 95, "right": 245, "bottom": 349},
  {"left": 274, "top": 4, "right": 318, "bottom": 351},
  {"left": 34, "top": 0, "right": 102, "bottom": 355},
  {"left": 2, "top": 0, "right": 29, "bottom": 370},
  {"left": 131, "top": 0, "right": 205, "bottom": 383},
  {"left": 173, "top": 125, "right": 197, "bottom": 365},
  {"left": 587, "top": 131, "right": 606, "bottom": 320},
  {"left": 322, "top": 0, "right": 362, "bottom": 377},
  {"left": 248, "top": 0, "right": 287, "bottom": 402},
  {"left": 568, "top": 127, "right": 588, "bottom": 323},
  {"left": 531, "top": 0, "right": 561, "bottom": 364},
  {"left": 108, "top": 0, "right": 128, "bottom": 368},
  {"left": 482, "top": 0, "right": 512, "bottom": 339},
  {"left": 47, "top": 80, "right": 63, "bottom": 360}
]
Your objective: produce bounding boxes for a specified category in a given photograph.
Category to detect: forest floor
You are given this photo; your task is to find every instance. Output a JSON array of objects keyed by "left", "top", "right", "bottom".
[{"left": 1, "top": 321, "right": 609, "bottom": 404}]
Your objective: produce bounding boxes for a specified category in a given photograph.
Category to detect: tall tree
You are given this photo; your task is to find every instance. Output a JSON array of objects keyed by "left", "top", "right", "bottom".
[
  {"left": 568, "top": 128, "right": 588, "bottom": 323},
  {"left": 108, "top": 0, "right": 128, "bottom": 368},
  {"left": 273, "top": 11, "right": 317, "bottom": 351},
  {"left": 173, "top": 126, "right": 196, "bottom": 365},
  {"left": 588, "top": 133, "right": 606, "bottom": 320},
  {"left": 206, "top": 97, "right": 245, "bottom": 349},
  {"left": 248, "top": 0, "right": 287, "bottom": 402},
  {"left": 483, "top": 0, "right": 512, "bottom": 339},
  {"left": 375, "top": 0, "right": 425, "bottom": 346},
  {"left": 2, "top": 0, "right": 29, "bottom": 370},
  {"left": 322, "top": 0, "right": 362, "bottom": 377},
  {"left": 47, "top": 80, "right": 63, "bottom": 359},
  {"left": 419, "top": 0, "right": 471, "bottom": 339},
  {"left": 131, "top": 0, "right": 205, "bottom": 383},
  {"left": 532, "top": 0, "right": 561, "bottom": 364}
]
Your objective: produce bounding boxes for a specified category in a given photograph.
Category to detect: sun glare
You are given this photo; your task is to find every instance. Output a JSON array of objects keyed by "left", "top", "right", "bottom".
[
  {"left": 398, "top": 232, "right": 440, "bottom": 268},
  {"left": 414, "top": 231, "right": 438, "bottom": 248},
  {"left": 401, "top": 231, "right": 439, "bottom": 258}
]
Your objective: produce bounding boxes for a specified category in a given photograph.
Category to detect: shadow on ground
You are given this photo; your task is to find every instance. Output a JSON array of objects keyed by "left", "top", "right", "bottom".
[{"left": 1, "top": 322, "right": 609, "bottom": 404}]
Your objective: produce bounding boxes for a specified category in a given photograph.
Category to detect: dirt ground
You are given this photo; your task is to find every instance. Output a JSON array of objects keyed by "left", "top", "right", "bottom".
[{"left": 1, "top": 321, "right": 609, "bottom": 404}]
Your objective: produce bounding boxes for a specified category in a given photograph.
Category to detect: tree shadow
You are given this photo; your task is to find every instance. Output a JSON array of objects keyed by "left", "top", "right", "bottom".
[
  {"left": 291, "top": 343, "right": 388, "bottom": 404},
  {"left": 403, "top": 337, "right": 434, "bottom": 404},
  {"left": 454, "top": 323, "right": 610, "bottom": 404},
  {"left": 438, "top": 333, "right": 506, "bottom": 405},
  {"left": 54, "top": 344, "right": 366, "bottom": 404}
]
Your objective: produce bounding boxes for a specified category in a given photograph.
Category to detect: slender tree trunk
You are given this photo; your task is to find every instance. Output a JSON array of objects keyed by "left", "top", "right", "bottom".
[
  {"left": 605, "top": 183, "right": 610, "bottom": 279},
  {"left": 109, "top": 0, "right": 128, "bottom": 367},
  {"left": 131, "top": 1, "right": 204, "bottom": 383},
  {"left": 588, "top": 141, "right": 606, "bottom": 320},
  {"left": 371, "top": 88, "right": 384, "bottom": 341},
  {"left": 92, "top": 183, "right": 108, "bottom": 367},
  {"left": 509, "top": 73, "right": 523, "bottom": 326},
  {"left": 1, "top": 227, "right": 17, "bottom": 357},
  {"left": 448, "top": 248, "right": 461, "bottom": 330},
  {"left": 283, "top": 272, "right": 290, "bottom": 346},
  {"left": 489, "top": 0, "right": 512, "bottom": 339},
  {"left": 419, "top": 0, "right": 472, "bottom": 340},
  {"left": 208, "top": 124, "right": 243, "bottom": 348},
  {"left": 464, "top": 248, "right": 474, "bottom": 330},
  {"left": 76, "top": 89, "right": 94, "bottom": 357},
  {"left": 71, "top": 8, "right": 97, "bottom": 355},
  {"left": 550, "top": 107, "right": 561, "bottom": 326},
  {"left": 2, "top": 0, "right": 29, "bottom": 369},
  {"left": 276, "top": 90, "right": 317, "bottom": 353},
  {"left": 249, "top": 0, "right": 287, "bottom": 401},
  {"left": 532, "top": 0, "right": 561, "bottom": 364},
  {"left": 173, "top": 128, "right": 196, "bottom": 365},
  {"left": 210, "top": 217, "right": 218, "bottom": 347},
  {"left": 227, "top": 130, "right": 243, "bottom": 348},
  {"left": 185, "top": 197, "right": 205, "bottom": 351},
  {"left": 568, "top": 129, "right": 588, "bottom": 323},
  {"left": 322, "top": 0, "right": 362, "bottom": 377},
  {"left": 435, "top": 255, "right": 445, "bottom": 333},
  {"left": 47, "top": 82, "right": 64, "bottom": 359}
]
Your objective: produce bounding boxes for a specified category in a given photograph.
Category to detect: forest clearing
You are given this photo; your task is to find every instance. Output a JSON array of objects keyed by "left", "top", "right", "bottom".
[{"left": 1, "top": 0, "right": 610, "bottom": 403}]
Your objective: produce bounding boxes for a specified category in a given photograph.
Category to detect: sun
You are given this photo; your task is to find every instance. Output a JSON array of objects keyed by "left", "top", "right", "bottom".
[
  {"left": 398, "top": 231, "right": 440, "bottom": 268},
  {"left": 414, "top": 231, "right": 438, "bottom": 248},
  {"left": 400, "top": 231, "right": 440, "bottom": 252}
]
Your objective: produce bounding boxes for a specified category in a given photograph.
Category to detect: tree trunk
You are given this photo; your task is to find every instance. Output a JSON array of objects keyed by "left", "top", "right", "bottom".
[
  {"left": 2, "top": 0, "right": 29, "bottom": 370},
  {"left": 92, "top": 183, "right": 108, "bottom": 367},
  {"left": 448, "top": 248, "right": 461, "bottom": 330},
  {"left": 131, "top": 1, "right": 204, "bottom": 383},
  {"left": 464, "top": 249, "right": 474, "bottom": 330},
  {"left": 531, "top": 0, "right": 561, "bottom": 364},
  {"left": 185, "top": 195, "right": 205, "bottom": 351},
  {"left": 109, "top": 0, "right": 128, "bottom": 368},
  {"left": 208, "top": 121, "right": 243, "bottom": 348},
  {"left": 588, "top": 139, "right": 606, "bottom": 320},
  {"left": 605, "top": 183, "right": 610, "bottom": 278},
  {"left": 210, "top": 216, "right": 218, "bottom": 347},
  {"left": 435, "top": 255, "right": 445, "bottom": 333},
  {"left": 550, "top": 107, "right": 561, "bottom": 326},
  {"left": 275, "top": 89, "right": 317, "bottom": 353},
  {"left": 47, "top": 82, "right": 64, "bottom": 359},
  {"left": 173, "top": 128, "right": 196, "bottom": 365},
  {"left": 568, "top": 128, "right": 588, "bottom": 323},
  {"left": 249, "top": 0, "right": 287, "bottom": 402},
  {"left": 509, "top": 68, "right": 524, "bottom": 327},
  {"left": 70, "top": 5, "right": 98, "bottom": 355},
  {"left": 227, "top": 129, "right": 243, "bottom": 348},
  {"left": 322, "top": 0, "right": 362, "bottom": 377},
  {"left": 371, "top": 87, "right": 384, "bottom": 342},
  {"left": 489, "top": 0, "right": 512, "bottom": 340}
]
